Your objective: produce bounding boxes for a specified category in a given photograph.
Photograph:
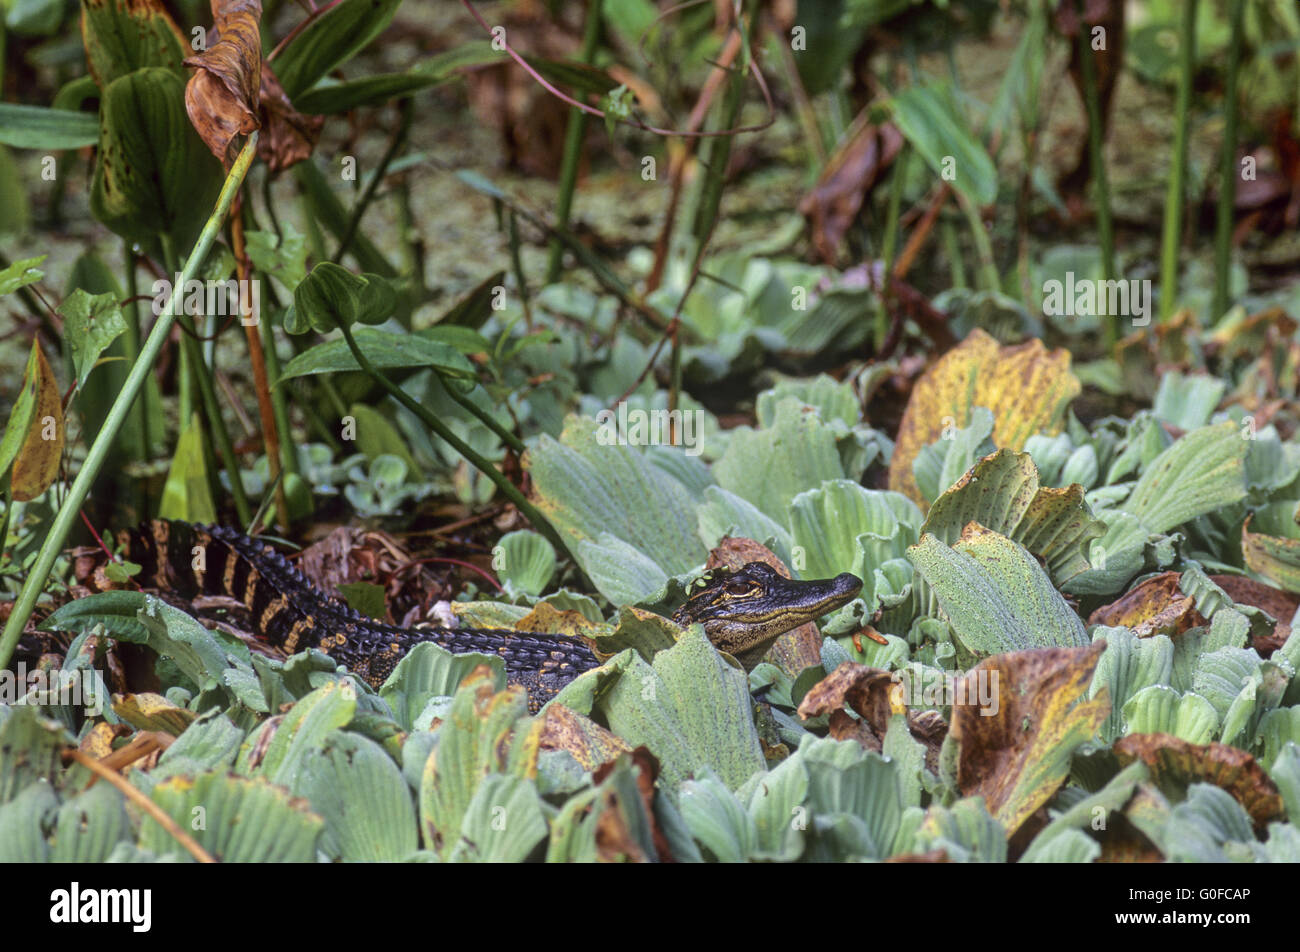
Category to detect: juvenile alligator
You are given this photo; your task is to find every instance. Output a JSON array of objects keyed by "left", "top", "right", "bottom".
[{"left": 110, "top": 521, "right": 863, "bottom": 709}]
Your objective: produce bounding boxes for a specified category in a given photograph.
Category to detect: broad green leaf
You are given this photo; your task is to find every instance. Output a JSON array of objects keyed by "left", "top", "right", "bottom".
[
  {"left": 713, "top": 398, "right": 845, "bottom": 524},
  {"left": 1121, "top": 421, "right": 1248, "bottom": 534},
  {"left": 912, "top": 407, "right": 996, "bottom": 504},
  {"left": 89, "top": 68, "right": 224, "bottom": 250},
  {"left": 528, "top": 415, "right": 706, "bottom": 604},
  {"left": 494, "top": 530, "right": 557, "bottom": 598},
  {"left": 297, "top": 730, "right": 418, "bottom": 861},
  {"left": 452, "top": 774, "right": 548, "bottom": 862},
  {"left": 277, "top": 327, "right": 475, "bottom": 382},
  {"left": 596, "top": 626, "right": 765, "bottom": 791},
  {"left": 80, "top": 0, "right": 187, "bottom": 87},
  {"left": 379, "top": 641, "right": 505, "bottom": 732},
  {"left": 418, "top": 670, "right": 538, "bottom": 858},
  {"left": 916, "top": 796, "right": 1007, "bottom": 862},
  {"left": 889, "top": 83, "right": 997, "bottom": 206},
  {"left": 239, "top": 680, "right": 358, "bottom": 788},
  {"left": 1151, "top": 371, "right": 1226, "bottom": 430},
  {"left": 49, "top": 782, "right": 130, "bottom": 862},
  {"left": 273, "top": 0, "right": 403, "bottom": 100},
  {"left": 919, "top": 448, "right": 1106, "bottom": 586},
  {"left": 0, "top": 104, "right": 99, "bottom": 149},
  {"left": 908, "top": 527, "right": 1089, "bottom": 656},
  {"left": 680, "top": 770, "right": 758, "bottom": 862},
  {"left": 1088, "top": 627, "right": 1173, "bottom": 742},
  {"left": 789, "top": 479, "right": 921, "bottom": 582},
  {"left": 0, "top": 706, "right": 71, "bottom": 805},
  {"left": 57, "top": 289, "right": 127, "bottom": 389},
  {"left": 142, "top": 773, "right": 323, "bottom": 861},
  {"left": 0, "top": 781, "right": 57, "bottom": 861},
  {"left": 0, "top": 255, "right": 45, "bottom": 294}
]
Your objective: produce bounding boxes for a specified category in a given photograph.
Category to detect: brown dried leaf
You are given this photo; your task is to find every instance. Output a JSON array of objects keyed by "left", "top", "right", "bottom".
[
  {"left": 1087, "top": 572, "right": 1206, "bottom": 637},
  {"left": 258, "top": 64, "right": 324, "bottom": 172},
  {"left": 183, "top": 0, "right": 263, "bottom": 167},
  {"left": 1113, "top": 732, "right": 1286, "bottom": 830},
  {"left": 798, "top": 117, "right": 903, "bottom": 265},
  {"left": 590, "top": 747, "right": 674, "bottom": 862},
  {"left": 951, "top": 642, "right": 1109, "bottom": 836}
]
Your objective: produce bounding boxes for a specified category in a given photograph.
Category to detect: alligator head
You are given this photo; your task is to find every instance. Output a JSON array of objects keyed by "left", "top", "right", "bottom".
[{"left": 672, "top": 562, "right": 863, "bottom": 670}]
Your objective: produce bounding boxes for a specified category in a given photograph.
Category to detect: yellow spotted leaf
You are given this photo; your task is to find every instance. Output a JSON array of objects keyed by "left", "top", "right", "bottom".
[
  {"left": 10, "top": 341, "right": 64, "bottom": 501},
  {"left": 888, "top": 329, "right": 1080, "bottom": 507}
]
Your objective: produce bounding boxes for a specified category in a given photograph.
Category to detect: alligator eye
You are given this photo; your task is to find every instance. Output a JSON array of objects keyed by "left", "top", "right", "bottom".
[{"left": 725, "top": 581, "right": 757, "bottom": 597}]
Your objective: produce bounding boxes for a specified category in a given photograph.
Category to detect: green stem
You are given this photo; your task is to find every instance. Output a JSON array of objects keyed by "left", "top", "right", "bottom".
[
  {"left": 545, "top": 0, "right": 602, "bottom": 284},
  {"left": 332, "top": 98, "right": 413, "bottom": 265},
  {"left": 438, "top": 375, "right": 526, "bottom": 455},
  {"left": 336, "top": 322, "right": 575, "bottom": 564},
  {"left": 1213, "top": 0, "right": 1245, "bottom": 322},
  {"left": 1159, "top": 0, "right": 1198, "bottom": 322},
  {"left": 0, "top": 134, "right": 260, "bottom": 673}
]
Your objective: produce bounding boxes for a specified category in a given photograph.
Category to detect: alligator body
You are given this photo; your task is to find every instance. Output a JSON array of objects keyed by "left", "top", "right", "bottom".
[{"left": 113, "top": 521, "right": 864, "bottom": 710}]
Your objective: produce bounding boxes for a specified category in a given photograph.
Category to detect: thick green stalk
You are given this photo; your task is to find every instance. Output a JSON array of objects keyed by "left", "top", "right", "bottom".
[
  {"left": 958, "top": 192, "right": 1000, "bottom": 292},
  {"left": 1159, "top": 0, "right": 1198, "bottom": 321},
  {"left": 336, "top": 323, "right": 575, "bottom": 564},
  {"left": 1213, "top": 0, "right": 1245, "bottom": 322},
  {"left": 545, "top": 0, "right": 602, "bottom": 284},
  {"left": 0, "top": 134, "right": 260, "bottom": 673}
]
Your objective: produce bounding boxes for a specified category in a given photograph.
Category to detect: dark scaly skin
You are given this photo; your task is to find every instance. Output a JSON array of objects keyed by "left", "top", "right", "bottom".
[
  {"left": 118, "top": 521, "right": 600, "bottom": 710},
  {"left": 117, "top": 522, "right": 864, "bottom": 710}
]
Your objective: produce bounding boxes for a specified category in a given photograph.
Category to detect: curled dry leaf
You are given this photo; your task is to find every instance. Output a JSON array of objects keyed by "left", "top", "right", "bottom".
[
  {"left": 1088, "top": 571, "right": 1206, "bottom": 637},
  {"left": 258, "top": 64, "right": 324, "bottom": 172},
  {"left": 797, "top": 661, "right": 946, "bottom": 770},
  {"left": 950, "top": 641, "right": 1109, "bottom": 836},
  {"left": 184, "top": 0, "right": 263, "bottom": 167},
  {"left": 1113, "top": 732, "right": 1286, "bottom": 831}
]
